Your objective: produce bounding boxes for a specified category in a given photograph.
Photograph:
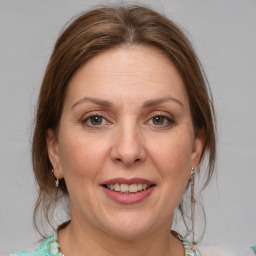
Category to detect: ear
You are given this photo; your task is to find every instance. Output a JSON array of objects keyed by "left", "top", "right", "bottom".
[
  {"left": 190, "top": 128, "right": 205, "bottom": 168},
  {"left": 46, "top": 129, "right": 64, "bottom": 179}
]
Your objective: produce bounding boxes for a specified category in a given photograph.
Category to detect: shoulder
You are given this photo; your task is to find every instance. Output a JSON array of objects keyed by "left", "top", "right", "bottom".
[
  {"left": 250, "top": 245, "right": 256, "bottom": 255},
  {"left": 243, "top": 245, "right": 256, "bottom": 256},
  {"left": 171, "top": 231, "right": 201, "bottom": 256},
  {"left": 7, "top": 234, "right": 61, "bottom": 256}
]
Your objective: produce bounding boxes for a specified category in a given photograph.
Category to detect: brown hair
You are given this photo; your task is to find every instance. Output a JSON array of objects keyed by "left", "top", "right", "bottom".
[{"left": 32, "top": 4, "right": 216, "bottom": 240}]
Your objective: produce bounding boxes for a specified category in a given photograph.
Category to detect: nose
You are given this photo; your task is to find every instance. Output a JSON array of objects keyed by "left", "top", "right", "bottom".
[{"left": 110, "top": 120, "right": 146, "bottom": 167}]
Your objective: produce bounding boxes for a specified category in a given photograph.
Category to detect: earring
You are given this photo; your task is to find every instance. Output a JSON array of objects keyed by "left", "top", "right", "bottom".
[
  {"left": 190, "top": 167, "right": 196, "bottom": 245},
  {"left": 191, "top": 167, "right": 196, "bottom": 204},
  {"left": 52, "top": 169, "right": 59, "bottom": 188}
]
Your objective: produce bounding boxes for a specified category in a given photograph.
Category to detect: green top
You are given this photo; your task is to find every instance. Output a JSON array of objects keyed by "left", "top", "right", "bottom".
[
  {"left": 8, "top": 232, "right": 201, "bottom": 256},
  {"left": 251, "top": 244, "right": 256, "bottom": 255}
]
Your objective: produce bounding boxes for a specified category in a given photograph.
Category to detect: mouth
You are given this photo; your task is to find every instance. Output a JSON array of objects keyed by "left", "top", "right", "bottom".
[
  {"left": 102, "top": 183, "right": 155, "bottom": 194},
  {"left": 101, "top": 178, "right": 156, "bottom": 204}
]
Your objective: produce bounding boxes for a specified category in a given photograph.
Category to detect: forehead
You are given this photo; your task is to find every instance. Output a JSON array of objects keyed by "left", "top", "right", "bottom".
[{"left": 65, "top": 45, "right": 189, "bottom": 108}]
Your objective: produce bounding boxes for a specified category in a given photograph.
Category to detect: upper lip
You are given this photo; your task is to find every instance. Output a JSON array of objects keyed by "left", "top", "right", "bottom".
[{"left": 101, "top": 177, "right": 155, "bottom": 185}]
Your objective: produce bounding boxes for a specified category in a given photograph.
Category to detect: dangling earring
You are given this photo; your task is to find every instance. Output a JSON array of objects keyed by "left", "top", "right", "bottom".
[
  {"left": 55, "top": 179, "right": 59, "bottom": 187},
  {"left": 52, "top": 169, "right": 59, "bottom": 187},
  {"left": 190, "top": 167, "right": 196, "bottom": 245}
]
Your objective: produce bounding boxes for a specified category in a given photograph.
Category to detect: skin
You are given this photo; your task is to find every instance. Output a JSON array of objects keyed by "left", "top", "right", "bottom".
[{"left": 47, "top": 45, "right": 204, "bottom": 256}]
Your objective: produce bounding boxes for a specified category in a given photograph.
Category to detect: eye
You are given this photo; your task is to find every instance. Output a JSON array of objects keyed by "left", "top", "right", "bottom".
[
  {"left": 152, "top": 116, "right": 165, "bottom": 125},
  {"left": 82, "top": 115, "right": 107, "bottom": 126},
  {"left": 147, "top": 114, "right": 174, "bottom": 126}
]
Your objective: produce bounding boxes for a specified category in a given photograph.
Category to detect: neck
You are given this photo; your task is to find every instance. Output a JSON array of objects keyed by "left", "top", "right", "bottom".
[{"left": 58, "top": 217, "right": 184, "bottom": 256}]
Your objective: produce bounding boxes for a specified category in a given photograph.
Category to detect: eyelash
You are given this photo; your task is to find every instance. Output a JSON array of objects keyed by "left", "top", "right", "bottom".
[
  {"left": 146, "top": 113, "right": 175, "bottom": 127},
  {"left": 81, "top": 112, "right": 175, "bottom": 128},
  {"left": 81, "top": 113, "right": 109, "bottom": 127}
]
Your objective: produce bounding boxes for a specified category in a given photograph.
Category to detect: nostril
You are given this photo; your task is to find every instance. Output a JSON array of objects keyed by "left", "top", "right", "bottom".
[{"left": 114, "top": 157, "right": 141, "bottom": 166}]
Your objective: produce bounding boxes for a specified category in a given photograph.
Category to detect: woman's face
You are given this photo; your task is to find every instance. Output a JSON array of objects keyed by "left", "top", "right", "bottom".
[{"left": 47, "top": 45, "right": 204, "bottom": 238}]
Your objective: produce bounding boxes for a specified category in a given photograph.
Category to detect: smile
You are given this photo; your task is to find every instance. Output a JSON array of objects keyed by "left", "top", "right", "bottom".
[
  {"left": 101, "top": 178, "right": 156, "bottom": 204},
  {"left": 105, "top": 183, "right": 152, "bottom": 193}
]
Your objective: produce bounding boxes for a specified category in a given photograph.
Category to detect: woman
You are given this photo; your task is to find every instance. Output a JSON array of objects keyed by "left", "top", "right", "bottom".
[{"left": 9, "top": 4, "right": 216, "bottom": 256}]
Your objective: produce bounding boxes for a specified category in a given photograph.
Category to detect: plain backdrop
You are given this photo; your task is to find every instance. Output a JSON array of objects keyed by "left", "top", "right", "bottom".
[{"left": 0, "top": 0, "right": 255, "bottom": 254}]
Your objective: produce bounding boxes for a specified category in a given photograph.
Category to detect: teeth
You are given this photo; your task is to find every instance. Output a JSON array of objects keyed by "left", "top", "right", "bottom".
[
  {"left": 120, "top": 184, "right": 128, "bottom": 193},
  {"left": 142, "top": 184, "right": 147, "bottom": 190},
  {"left": 106, "top": 183, "right": 150, "bottom": 193},
  {"left": 129, "top": 184, "right": 137, "bottom": 193},
  {"left": 114, "top": 183, "right": 120, "bottom": 191}
]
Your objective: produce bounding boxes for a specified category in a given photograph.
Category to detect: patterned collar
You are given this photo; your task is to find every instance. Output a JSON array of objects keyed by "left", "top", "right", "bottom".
[
  {"left": 50, "top": 231, "right": 201, "bottom": 256},
  {"left": 172, "top": 231, "right": 201, "bottom": 256},
  {"left": 9, "top": 230, "right": 201, "bottom": 255}
]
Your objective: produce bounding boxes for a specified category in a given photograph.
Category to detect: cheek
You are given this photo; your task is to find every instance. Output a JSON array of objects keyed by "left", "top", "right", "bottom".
[
  {"left": 150, "top": 136, "right": 192, "bottom": 171},
  {"left": 57, "top": 134, "right": 111, "bottom": 211},
  {"left": 58, "top": 133, "right": 109, "bottom": 180},
  {"left": 147, "top": 130, "right": 193, "bottom": 182},
  {"left": 144, "top": 131, "right": 193, "bottom": 221}
]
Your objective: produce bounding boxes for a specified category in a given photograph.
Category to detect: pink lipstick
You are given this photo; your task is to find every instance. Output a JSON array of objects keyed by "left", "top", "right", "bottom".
[{"left": 101, "top": 177, "right": 156, "bottom": 204}]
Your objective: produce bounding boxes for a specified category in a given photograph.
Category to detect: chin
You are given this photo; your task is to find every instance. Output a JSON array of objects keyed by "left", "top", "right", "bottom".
[{"left": 102, "top": 211, "right": 158, "bottom": 239}]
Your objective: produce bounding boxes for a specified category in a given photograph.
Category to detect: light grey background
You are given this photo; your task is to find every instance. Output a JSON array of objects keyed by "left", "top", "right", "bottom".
[{"left": 0, "top": 0, "right": 255, "bottom": 254}]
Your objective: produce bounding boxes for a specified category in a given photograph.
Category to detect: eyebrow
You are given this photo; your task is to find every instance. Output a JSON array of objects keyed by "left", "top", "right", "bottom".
[
  {"left": 71, "top": 97, "right": 113, "bottom": 109},
  {"left": 142, "top": 97, "right": 184, "bottom": 108},
  {"left": 71, "top": 96, "right": 183, "bottom": 110}
]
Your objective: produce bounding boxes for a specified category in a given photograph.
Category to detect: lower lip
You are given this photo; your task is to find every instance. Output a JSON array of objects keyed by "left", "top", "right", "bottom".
[{"left": 102, "top": 186, "right": 155, "bottom": 204}]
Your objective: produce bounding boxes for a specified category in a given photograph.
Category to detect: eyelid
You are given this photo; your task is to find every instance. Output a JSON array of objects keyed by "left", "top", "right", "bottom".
[
  {"left": 145, "top": 111, "right": 175, "bottom": 126},
  {"left": 146, "top": 111, "right": 174, "bottom": 120},
  {"left": 81, "top": 111, "right": 111, "bottom": 126}
]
